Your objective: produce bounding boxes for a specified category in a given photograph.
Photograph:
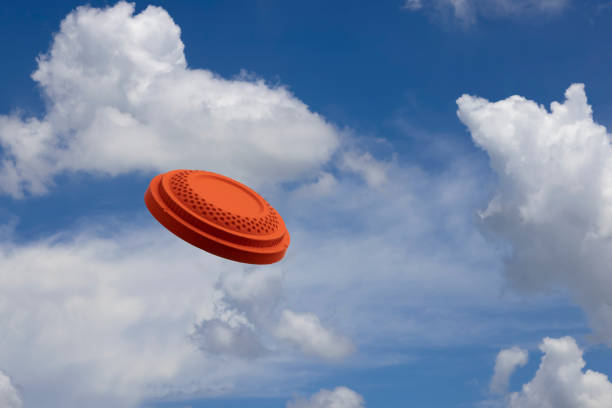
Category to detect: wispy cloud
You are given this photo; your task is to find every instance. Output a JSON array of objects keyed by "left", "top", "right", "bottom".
[{"left": 403, "top": 0, "right": 569, "bottom": 25}]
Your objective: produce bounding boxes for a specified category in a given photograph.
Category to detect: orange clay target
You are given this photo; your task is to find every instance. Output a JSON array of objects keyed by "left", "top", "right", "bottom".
[{"left": 145, "top": 169, "right": 290, "bottom": 264}]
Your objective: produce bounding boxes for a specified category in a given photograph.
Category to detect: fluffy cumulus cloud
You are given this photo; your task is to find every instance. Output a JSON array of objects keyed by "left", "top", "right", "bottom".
[
  {"left": 0, "top": 1, "right": 339, "bottom": 198},
  {"left": 286, "top": 386, "right": 365, "bottom": 408},
  {"left": 0, "top": 222, "right": 358, "bottom": 407},
  {"left": 404, "top": 0, "right": 568, "bottom": 24},
  {"left": 0, "top": 370, "right": 22, "bottom": 408},
  {"left": 0, "top": 226, "right": 221, "bottom": 407},
  {"left": 490, "top": 346, "right": 528, "bottom": 394},
  {"left": 191, "top": 266, "right": 355, "bottom": 361},
  {"left": 508, "top": 337, "right": 612, "bottom": 408},
  {"left": 190, "top": 266, "right": 284, "bottom": 359},
  {"left": 457, "top": 84, "right": 612, "bottom": 343}
]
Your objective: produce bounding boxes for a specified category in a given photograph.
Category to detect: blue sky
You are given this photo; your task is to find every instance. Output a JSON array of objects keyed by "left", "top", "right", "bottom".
[{"left": 2, "top": 1, "right": 612, "bottom": 407}]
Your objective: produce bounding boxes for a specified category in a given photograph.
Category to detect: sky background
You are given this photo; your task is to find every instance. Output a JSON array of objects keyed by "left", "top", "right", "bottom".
[{"left": 2, "top": 1, "right": 612, "bottom": 407}]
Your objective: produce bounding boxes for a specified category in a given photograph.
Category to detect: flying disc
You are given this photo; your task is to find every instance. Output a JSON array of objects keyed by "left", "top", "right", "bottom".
[{"left": 145, "top": 169, "right": 290, "bottom": 264}]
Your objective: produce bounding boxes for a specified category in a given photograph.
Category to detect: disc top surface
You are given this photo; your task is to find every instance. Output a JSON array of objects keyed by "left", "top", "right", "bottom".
[{"left": 145, "top": 170, "right": 290, "bottom": 264}]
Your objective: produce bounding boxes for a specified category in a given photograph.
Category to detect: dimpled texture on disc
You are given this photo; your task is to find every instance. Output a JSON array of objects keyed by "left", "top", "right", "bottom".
[{"left": 145, "top": 169, "right": 290, "bottom": 264}]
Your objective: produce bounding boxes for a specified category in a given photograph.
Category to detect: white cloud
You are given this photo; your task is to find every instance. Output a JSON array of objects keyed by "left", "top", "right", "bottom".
[
  {"left": 457, "top": 84, "right": 612, "bottom": 344},
  {"left": 191, "top": 266, "right": 286, "bottom": 359},
  {"left": 0, "top": 370, "right": 22, "bottom": 408},
  {"left": 191, "top": 318, "right": 266, "bottom": 359},
  {"left": 292, "top": 172, "right": 339, "bottom": 197},
  {"left": 403, "top": 0, "right": 424, "bottom": 11},
  {"left": 0, "top": 226, "right": 223, "bottom": 407},
  {"left": 218, "top": 266, "right": 285, "bottom": 324},
  {"left": 340, "top": 151, "right": 388, "bottom": 188},
  {"left": 490, "top": 346, "right": 528, "bottom": 394},
  {"left": 0, "top": 1, "right": 339, "bottom": 198},
  {"left": 276, "top": 310, "right": 355, "bottom": 360},
  {"left": 509, "top": 337, "right": 612, "bottom": 408},
  {"left": 286, "top": 386, "right": 364, "bottom": 408},
  {"left": 404, "top": 0, "right": 569, "bottom": 24},
  {"left": 0, "top": 219, "right": 362, "bottom": 406}
]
